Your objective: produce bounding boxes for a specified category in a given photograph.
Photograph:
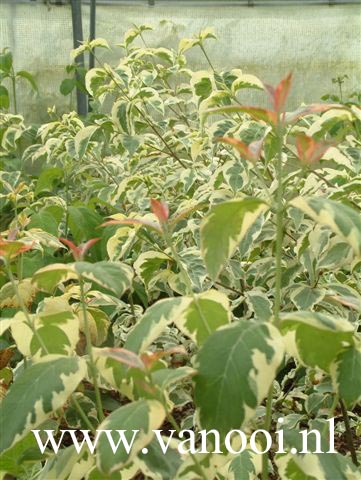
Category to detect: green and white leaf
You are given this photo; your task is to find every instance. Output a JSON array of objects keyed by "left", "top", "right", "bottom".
[
  {"left": 125, "top": 297, "right": 189, "bottom": 353},
  {"left": 11, "top": 302, "right": 79, "bottom": 359},
  {"left": 194, "top": 320, "right": 284, "bottom": 436},
  {"left": 74, "top": 261, "right": 133, "bottom": 297},
  {"left": 201, "top": 198, "right": 268, "bottom": 280},
  {"left": 290, "top": 197, "right": 361, "bottom": 257},
  {"left": 134, "top": 251, "right": 170, "bottom": 290},
  {"left": 280, "top": 311, "right": 355, "bottom": 372},
  {"left": 245, "top": 288, "right": 273, "bottom": 322},
  {"left": 32, "top": 263, "right": 77, "bottom": 292},
  {"left": 74, "top": 125, "right": 99, "bottom": 160},
  {"left": 231, "top": 73, "right": 264, "bottom": 94},
  {"left": 290, "top": 285, "right": 325, "bottom": 310},
  {"left": 330, "top": 344, "right": 361, "bottom": 407},
  {"left": 96, "top": 399, "right": 165, "bottom": 474},
  {"left": 173, "top": 290, "right": 231, "bottom": 346},
  {"left": 137, "top": 436, "right": 182, "bottom": 480},
  {"left": 228, "top": 449, "right": 262, "bottom": 480},
  {"left": 276, "top": 450, "right": 360, "bottom": 480},
  {"left": 0, "top": 356, "right": 86, "bottom": 453}
]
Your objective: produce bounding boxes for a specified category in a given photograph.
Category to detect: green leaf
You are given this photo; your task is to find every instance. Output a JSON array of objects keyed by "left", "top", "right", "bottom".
[
  {"left": 67, "top": 206, "right": 102, "bottom": 244},
  {"left": 0, "top": 356, "right": 86, "bottom": 453},
  {"left": 16, "top": 70, "right": 38, "bottom": 92},
  {"left": 201, "top": 198, "right": 268, "bottom": 280},
  {"left": 138, "top": 436, "right": 182, "bottom": 480},
  {"left": 173, "top": 290, "right": 231, "bottom": 346},
  {"left": 246, "top": 288, "right": 273, "bottom": 322},
  {"left": 133, "top": 251, "right": 169, "bottom": 289},
  {"left": 60, "top": 78, "right": 76, "bottom": 96},
  {"left": 280, "top": 311, "right": 355, "bottom": 372},
  {"left": 330, "top": 345, "right": 361, "bottom": 407},
  {"left": 28, "top": 210, "right": 59, "bottom": 236},
  {"left": 228, "top": 449, "right": 262, "bottom": 480},
  {"left": 276, "top": 450, "right": 360, "bottom": 480},
  {"left": 0, "top": 85, "right": 9, "bottom": 109},
  {"left": 34, "top": 167, "right": 64, "bottom": 196},
  {"left": 125, "top": 297, "right": 189, "bottom": 353},
  {"left": 0, "top": 49, "right": 13, "bottom": 73},
  {"left": 290, "top": 197, "right": 361, "bottom": 257},
  {"left": 194, "top": 320, "right": 284, "bottom": 437},
  {"left": 32, "top": 264, "right": 77, "bottom": 292},
  {"left": 74, "top": 125, "right": 99, "bottom": 160},
  {"left": 290, "top": 285, "right": 325, "bottom": 310},
  {"left": 74, "top": 261, "right": 133, "bottom": 297},
  {"left": 231, "top": 73, "right": 264, "bottom": 94},
  {"left": 96, "top": 399, "right": 165, "bottom": 474}
]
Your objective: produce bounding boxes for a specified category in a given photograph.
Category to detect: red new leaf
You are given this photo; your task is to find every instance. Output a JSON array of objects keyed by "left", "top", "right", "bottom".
[
  {"left": 295, "top": 134, "right": 334, "bottom": 164},
  {"left": 60, "top": 237, "right": 100, "bottom": 261},
  {"left": 0, "top": 239, "right": 34, "bottom": 260},
  {"left": 215, "top": 136, "right": 264, "bottom": 163},
  {"left": 264, "top": 72, "right": 293, "bottom": 113},
  {"left": 150, "top": 199, "right": 169, "bottom": 223}
]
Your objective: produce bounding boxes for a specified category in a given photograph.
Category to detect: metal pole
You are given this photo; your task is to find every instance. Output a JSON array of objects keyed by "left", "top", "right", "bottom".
[
  {"left": 89, "top": 0, "right": 96, "bottom": 70},
  {"left": 70, "top": 0, "right": 88, "bottom": 116}
]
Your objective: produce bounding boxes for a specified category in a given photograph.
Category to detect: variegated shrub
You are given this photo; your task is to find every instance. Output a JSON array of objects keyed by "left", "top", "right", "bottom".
[{"left": 0, "top": 25, "right": 360, "bottom": 480}]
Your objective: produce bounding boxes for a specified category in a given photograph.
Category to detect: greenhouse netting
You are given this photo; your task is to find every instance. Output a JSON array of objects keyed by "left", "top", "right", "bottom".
[{"left": 1, "top": 0, "right": 360, "bottom": 120}]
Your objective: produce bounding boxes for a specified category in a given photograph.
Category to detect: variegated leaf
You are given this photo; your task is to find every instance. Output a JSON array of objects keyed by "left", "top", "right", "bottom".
[
  {"left": 194, "top": 321, "right": 284, "bottom": 436},
  {"left": 290, "top": 197, "right": 361, "bottom": 257},
  {"left": 32, "top": 263, "right": 77, "bottom": 292},
  {"left": 330, "top": 344, "right": 361, "bottom": 407},
  {"left": 280, "top": 311, "right": 355, "bottom": 372},
  {"left": 276, "top": 450, "right": 360, "bottom": 480},
  {"left": 74, "top": 261, "right": 133, "bottom": 296},
  {"left": 0, "top": 278, "right": 37, "bottom": 308},
  {"left": 290, "top": 285, "right": 325, "bottom": 310},
  {"left": 96, "top": 400, "right": 165, "bottom": 474},
  {"left": 0, "top": 356, "right": 86, "bottom": 453},
  {"left": 228, "top": 449, "right": 262, "bottom": 480},
  {"left": 201, "top": 198, "right": 268, "bottom": 280},
  {"left": 173, "top": 290, "right": 231, "bottom": 346},
  {"left": 125, "top": 297, "right": 189, "bottom": 354},
  {"left": 134, "top": 251, "right": 170, "bottom": 289},
  {"left": 11, "top": 304, "right": 79, "bottom": 360}
]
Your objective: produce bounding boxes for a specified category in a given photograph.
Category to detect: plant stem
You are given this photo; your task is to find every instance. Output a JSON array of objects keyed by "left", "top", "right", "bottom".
[
  {"left": 6, "top": 260, "right": 48, "bottom": 355},
  {"left": 261, "top": 386, "right": 274, "bottom": 480},
  {"left": 163, "top": 226, "right": 211, "bottom": 336},
  {"left": 273, "top": 120, "right": 285, "bottom": 327},
  {"left": 11, "top": 72, "right": 17, "bottom": 114},
  {"left": 262, "top": 118, "right": 285, "bottom": 480},
  {"left": 163, "top": 402, "right": 208, "bottom": 480},
  {"left": 199, "top": 44, "right": 215, "bottom": 72},
  {"left": 79, "top": 278, "right": 105, "bottom": 422},
  {"left": 71, "top": 394, "right": 96, "bottom": 432},
  {"left": 340, "top": 399, "right": 359, "bottom": 466}
]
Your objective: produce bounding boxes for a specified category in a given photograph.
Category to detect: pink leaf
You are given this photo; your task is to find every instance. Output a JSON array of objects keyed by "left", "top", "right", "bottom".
[
  {"left": 150, "top": 199, "right": 169, "bottom": 223},
  {"left": 295, "top": 134, "right": 335, "bottom": 164},
  {"left": 215, "top": 136, "right": 263, "bottom": 163},
  {"left": 99, "top": 348, "right": 145, "bottom": 370}
]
